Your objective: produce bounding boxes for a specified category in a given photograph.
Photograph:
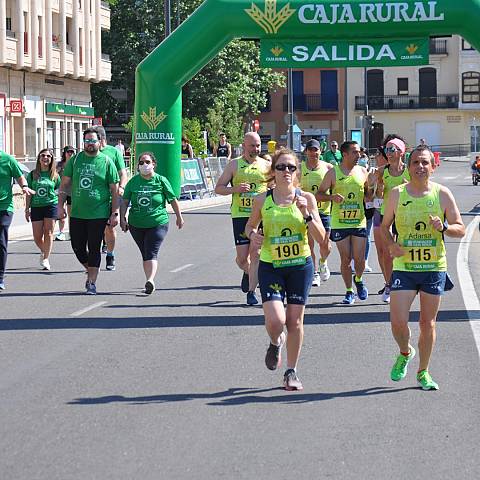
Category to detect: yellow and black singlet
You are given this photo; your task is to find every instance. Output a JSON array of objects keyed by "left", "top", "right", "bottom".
[
  {"left": 259, "top": 191, "right": 311, "bottom": 268},
  {"left": 230, "top": 158, "right": 268, "bottom": 218},
  {"left": 380, "top": 165, "right": 410, "bottom": 215},
  {"left": 393, "top": 183, "right": 447, "bottom": 272},
  {"left": 300, "top": 162, "right": 331, "bottom": 215}
]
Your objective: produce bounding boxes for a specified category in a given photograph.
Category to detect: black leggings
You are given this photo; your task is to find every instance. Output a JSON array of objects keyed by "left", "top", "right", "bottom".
[
  {"left": 70, "top": 217, "right": 108, "bottom": 268},
  {"left": 129, "top": 224, "right": 169, "bottom": 261},
  {"left": 0, "top": 211, "right": 13, "bottom": 282}
]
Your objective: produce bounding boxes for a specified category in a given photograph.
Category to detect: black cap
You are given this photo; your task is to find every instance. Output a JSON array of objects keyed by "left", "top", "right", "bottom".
[{"left": 305, "top": 139, "right": 320, "bottom": 149}]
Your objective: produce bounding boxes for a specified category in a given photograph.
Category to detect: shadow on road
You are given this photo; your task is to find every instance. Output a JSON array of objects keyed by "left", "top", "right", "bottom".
[
  {"left": 0, "top": 309, "right": 474, "bottom": 331},
  {"left": 67, "top": 385, "right": 420, "bottom": 406}
]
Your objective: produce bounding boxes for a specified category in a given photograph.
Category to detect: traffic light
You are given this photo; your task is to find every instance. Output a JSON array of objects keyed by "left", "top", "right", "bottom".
[{"left": 364, "top": 115, "right": 375, "bottom": 130}]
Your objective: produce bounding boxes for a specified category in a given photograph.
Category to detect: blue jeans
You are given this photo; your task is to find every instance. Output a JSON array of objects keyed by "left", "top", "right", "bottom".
[{"left": 0, "top": 211, "right": 13, "bottom": 282}]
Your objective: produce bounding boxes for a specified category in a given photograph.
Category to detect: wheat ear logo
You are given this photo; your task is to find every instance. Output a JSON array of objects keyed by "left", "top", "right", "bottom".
[
  {"left": 141, "top": 107, "right": 167, "bottom": 130},
  {"left": 245, "top": 0, "right": 295, "bottom": 34},
  {"left": 270, "top": 46, "right": 284, "bottom": 56},
  {"left": 406, "top": 43, "right": 419, "bottom": 55}
]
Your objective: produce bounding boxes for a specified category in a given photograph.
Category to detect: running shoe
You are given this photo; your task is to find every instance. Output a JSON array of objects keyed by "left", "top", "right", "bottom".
[
  {"left": 417, "top": 370, "right": 439, "bottom": 391},
  {"left": 0, "top": 281, "right": 5, "bottom": 290},
  {"left": 41, "top": 258, "right": 51, "bottom": 271},
  {"left": 145, "top": 280, "right": 155, "bottom": 295},
  {"left": 364, "top": 264, "right": 373, "bottom": 273},
  {"left": 241, "top": 272, "right": 249, "bottom": 293},
  {"left": 319, "top": 262, "right": 330, "bottom": 281},
  {"left": 106, "top": 254, "right": 115, "bottom": 271},
  {"left": 390, "top": 346, "right": 416, "bottom": 381},
  {"left": 283, "top": 369, "right": 303, "bottom": 391},
  {"left": 101, "top": 244, "right": 107, "bottom": 254},
  {"left": 85, "top": 281, "right": 97, "bottom": 295},
  {"left": 382, "top": 286, "right": 391, "bottom": 304},
  {"left": 265, "top": 331, "right": 286, "bottom": 370},
  {"left": 353, "top": 275, "right": 368, "bottom": 300},
  {"left": 39, "top": 253, "right": 44, "bottom": 267},
  {"left": 342, "top": 291, "right": 355, "bottom": 305},
  {"left": 55, "top": 232, "right": 66, "bottom": 241},
  {"left": 246, "top": 291, "right": 259, "bottom": 305},
  {"left": 312, "top": 272, "right": 320, "bottom": 287}
]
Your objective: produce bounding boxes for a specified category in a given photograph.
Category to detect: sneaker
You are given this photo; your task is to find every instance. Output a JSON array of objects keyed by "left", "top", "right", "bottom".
[
  {"left": 41, "top": 258, "right": 51, "bottom": 271},
  {"left": 241, "top": 272, "right": 249, "bottom": 293},
  {"left": 85, "top": 281, "right": 97, "bottom": 295},
  {"left": 353, "top": 275, "right": 368, "bottom": 300},
  {"left": 265, "top": 331, "right": 286, "bottom": 370},
  {"left": 39, "top": 253, "right": 44, "bottom": 267},
  {"left": 246, "top": 291, "right": 259, "bottom": 305},
  {"left": 145, "top": 280, "right": 155, "bottom": 295},
  {"left": 417, "top": 370, "right": 439, "bottom": 391},
  {"left": 312, "top": 272, "right": 320, "bottom": 287},
  {"left": 283, "top": 369, "right": 303, "bottom": 391},
  {"left": 0, "top": 281, "right": 5, "bottom": 290},
  {"left": 390, "top": 346, "right": 416, "bottom": 381},
  {"left": 106, "top": 255, "right": 115, "bottom": 271},
  {"left": 101, "top": 244, "right": 107, "bottom": 254},
  {"left": 342, "top": 291, "right": 355, "bottom": 305},
  {"left": 364, "top": 263, "right": 373, "bottom": 273},
  {"left": 55, "top": 232, "right": 66, "bottom": 241},
  {"left": 382, "top": 286, "right": 391, "bottom": 304},
  {"left": 319, "top": 262, "right": 330, "bottom": 281}
]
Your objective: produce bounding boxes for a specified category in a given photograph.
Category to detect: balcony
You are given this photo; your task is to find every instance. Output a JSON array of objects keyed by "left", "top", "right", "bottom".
[
  {"left": 429, "top": 38, "right": 448, "bottom": 55},
  {"left": 282, "top": 94, "right": 338, "bottom": 112},
  {"left": 355, "top": 94, "right": 459, "bottom": 110}
]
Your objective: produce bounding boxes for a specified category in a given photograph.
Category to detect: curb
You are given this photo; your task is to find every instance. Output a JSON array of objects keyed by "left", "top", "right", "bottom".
[{"left": 9, "top": 195, "right": 231, "bottom": 241}]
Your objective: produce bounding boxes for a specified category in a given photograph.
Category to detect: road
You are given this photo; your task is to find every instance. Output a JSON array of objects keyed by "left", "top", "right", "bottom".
[{"left": 1, "top": 160, "right": 479, "bottom": 479}]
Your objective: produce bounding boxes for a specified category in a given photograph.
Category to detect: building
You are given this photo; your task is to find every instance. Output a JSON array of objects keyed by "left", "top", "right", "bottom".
[
  {"left": 348, "top": 36, "right": 480, "bottom": 154},
  {"left": 0, "top": 0, "right": 111, "bottom": 160},
  {"left": 258, "top": 68, "right": 345, "bottom": 149}
]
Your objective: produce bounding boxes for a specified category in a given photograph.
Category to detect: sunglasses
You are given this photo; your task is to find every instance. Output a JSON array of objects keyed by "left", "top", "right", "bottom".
[
  {"left": 84, "top": 139, "right": 98, "bottom": 144},
  {"left": 331, "top": 144, "right": 338, "bottom": 147},
  {"left": 275, "top": 164, "right": 297, "bottom": 172},
  {"left": 40, "top": 153, "right": 52, "bottom": 159},
  {"left": 384, "top": 146, "right": 401, "bottom": 153},
  {"left": 66, "top": 150, "right": 75, "bottom": 154},
  {"left": 138, "top": 160, "right": 152, "bottom": 165}
]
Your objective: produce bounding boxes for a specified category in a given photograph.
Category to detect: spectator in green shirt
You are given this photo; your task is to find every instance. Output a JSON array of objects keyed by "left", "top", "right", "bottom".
[
  {"left": 0, "top": 150, "right": 35, "bottom": 290},
  {"left": 58, "top": 128, "right": 120, "bottom": 295},
  {"left": 120, "top": 151, "right": 184, "bottom": 295},
  {"left": 25, "top": 148, "right": 60, "bottom": 271},
  {"left": 323, "top": 141, "right": 342, "bottom": 165}
]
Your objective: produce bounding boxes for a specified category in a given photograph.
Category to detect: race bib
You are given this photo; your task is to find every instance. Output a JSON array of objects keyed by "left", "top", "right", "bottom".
[
  {"left": 270, "top": 233, "right": 306, "bottom": 268},
  {"left": 339, "top": 202, "right": 361, "bottom": 225},
  {"left": 239, "top": 192, "right": 255, "bottom": 213},
  {"left": 403, "top": 238, "right": 438, "bottom": 270}
]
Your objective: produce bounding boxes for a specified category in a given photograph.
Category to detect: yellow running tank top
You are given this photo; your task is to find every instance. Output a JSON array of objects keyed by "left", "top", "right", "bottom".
[
  {"left": 330, "top": 165, "right": 366, "bottom": 229},
  {"left": 300, "top": 162, "right": 331, "bottom": 215},
  {"left": 260, "top": 192, "right": 311, "bottom": 267},
  {"left": 231, "top": 158, "right": 268, "bottom": 218},
  {"left": 393, "top": 183, "right": 447, "bottom": 272},
  {"left": 380, "top": 165, "right": 410, "bottom": 215}
]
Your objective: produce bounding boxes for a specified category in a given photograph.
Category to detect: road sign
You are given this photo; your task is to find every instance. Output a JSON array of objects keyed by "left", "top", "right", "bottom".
[{"left": 10, "top": 100, "right": 23, "bottom": 113}]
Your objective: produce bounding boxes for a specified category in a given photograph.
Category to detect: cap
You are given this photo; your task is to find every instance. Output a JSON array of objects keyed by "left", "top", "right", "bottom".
[
  {"left": 305, "top": 139, "right": 320, "bottom": 149},
  {"left": 63, "top": 145, "right": 75, "bottom": 153}
]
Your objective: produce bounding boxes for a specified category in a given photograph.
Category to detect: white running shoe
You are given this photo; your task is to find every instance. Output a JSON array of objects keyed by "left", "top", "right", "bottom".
[
  {"left": 312, "top": 272, "right": 320, "bottom": 286},
  {"left": 319, "top": 262, "right": 330, "bottom": 281},
  {"left": 364, "top": 264, "right": 373, "bottom": 273},
  {"left": 41, "top": 258, "right": 51, "bottom": 271},
  {"left": 382, "top": 286, "right": 391, "bottom": 303},
  {"left": 39, "top": 253, "right": 44, "bottom": 267}
]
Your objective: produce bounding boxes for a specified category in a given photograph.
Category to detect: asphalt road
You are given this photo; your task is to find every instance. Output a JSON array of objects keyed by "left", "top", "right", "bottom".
[{"left": 1, "top": 160, "right": 479, "bottom": 479}]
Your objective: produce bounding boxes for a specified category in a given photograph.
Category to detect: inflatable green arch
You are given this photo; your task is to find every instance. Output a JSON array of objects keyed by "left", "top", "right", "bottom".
[{"left": 134, "top": 0, "right": 480, "bottom": 194}]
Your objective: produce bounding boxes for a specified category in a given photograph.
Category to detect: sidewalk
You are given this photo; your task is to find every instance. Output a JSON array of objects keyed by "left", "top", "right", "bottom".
[{"left": 9, "top": 190, "right": 231, "bottom": 240}]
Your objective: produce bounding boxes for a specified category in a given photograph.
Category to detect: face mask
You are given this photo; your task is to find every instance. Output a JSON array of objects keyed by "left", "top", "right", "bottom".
[
  {"left": 358, "top": 158, "right": 368, "bottom": 167},
  {"left": 139, "top": 163, "right": 154, "bottom": 175}
]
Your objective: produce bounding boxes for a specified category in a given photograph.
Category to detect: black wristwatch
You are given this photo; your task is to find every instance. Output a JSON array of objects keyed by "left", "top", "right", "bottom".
[
  {"left": 304, "top": 214, "right": 313, "bottom": 224},
  {"left": 441, "top": 221, "right": 448, "bottom": 232}
]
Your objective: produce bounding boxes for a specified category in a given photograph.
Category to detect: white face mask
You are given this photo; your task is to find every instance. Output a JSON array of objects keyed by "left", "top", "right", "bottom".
[{"left": 139, "top": 163, "right": 154, "bottom": 175}]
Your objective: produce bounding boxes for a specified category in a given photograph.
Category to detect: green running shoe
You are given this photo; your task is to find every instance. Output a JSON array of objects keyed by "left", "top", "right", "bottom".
[
  {"left": 390, "top": 346, "right": 416, "bottom": 381},
  {"left": 417, "top": 370, "right": 439, "bottom": 390}
]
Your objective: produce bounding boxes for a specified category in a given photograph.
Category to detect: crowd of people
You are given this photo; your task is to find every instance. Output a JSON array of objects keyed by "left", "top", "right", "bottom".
[{"left": 0, "top": 128, "right": 466, "bottom": 392}]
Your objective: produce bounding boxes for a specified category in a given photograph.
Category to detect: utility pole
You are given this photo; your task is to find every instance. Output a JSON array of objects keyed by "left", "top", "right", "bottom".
[
  {"left": 287, "top": 68, "right": 294, "bottom": 149},
  {"left": 364, "top": 67, "right": 369, "bottom": 151},
  {"left": 164, "top": 0, "right": 171, "bottom": 37}
]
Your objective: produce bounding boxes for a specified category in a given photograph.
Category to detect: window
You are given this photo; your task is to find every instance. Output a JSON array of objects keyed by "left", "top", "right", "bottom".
[
  {"left": 25, "top": 119, "right": 37, "bottom": 159},
  {"left": 463, "top": 72, "right": 480, "bottom": 103},
  {"left": 398, "top": 78, "right": 408, "bottom": 95},
  {"left": 462, "top": 39, "right": 475, "bottom": 51},
  {"left": 6, "top": 17, "right": 12, "bottom": 31}
]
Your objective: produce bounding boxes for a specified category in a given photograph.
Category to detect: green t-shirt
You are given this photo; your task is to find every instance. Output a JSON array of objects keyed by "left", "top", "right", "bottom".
[
  {"left": 101, "top": 144, "right": 126, "bottom": 172},
  {"left": 27, "top": 171, "right": 61, "bottom": 207},
  {"left": 63, "top": 151, "right": 119, "bottom": 219},
  {"left": 323, "top": 149, "right": 342, "bottom": 165},
  {"left": 123, "top": 173, "right": 177, "bottom": 228},
  {"left": 0, "top": 151, "right": 23, "bottom": 212}
]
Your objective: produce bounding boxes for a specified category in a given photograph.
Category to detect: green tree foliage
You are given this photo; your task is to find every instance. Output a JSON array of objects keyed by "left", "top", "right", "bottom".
[
  {"left": 182, "top": 118, "right": 205, "bottom": 157},
  {"left": 92, "top": 1, "right": 285, "bottom": 136}
]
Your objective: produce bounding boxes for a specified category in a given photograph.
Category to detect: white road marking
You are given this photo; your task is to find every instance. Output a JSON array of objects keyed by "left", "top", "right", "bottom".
[
  {"left": 70, "top": 301, "right": 107, "bottom": 317},
  {"left": 457, "top": 215, "right": 480, "bottom": 359},
  {"left": 170, "top": 263, "right": 193, "bottom": 273}
]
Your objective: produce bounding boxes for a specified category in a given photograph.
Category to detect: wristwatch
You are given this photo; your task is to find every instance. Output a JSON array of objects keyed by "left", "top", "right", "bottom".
[{"left": 304, "top": 214, "right": 313, "bottom": 223}]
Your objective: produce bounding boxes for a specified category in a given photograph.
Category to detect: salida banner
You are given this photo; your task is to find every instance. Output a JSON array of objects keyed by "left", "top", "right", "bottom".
[{"left": 260, "top": 37, "right": 429, "bottom": 68}]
